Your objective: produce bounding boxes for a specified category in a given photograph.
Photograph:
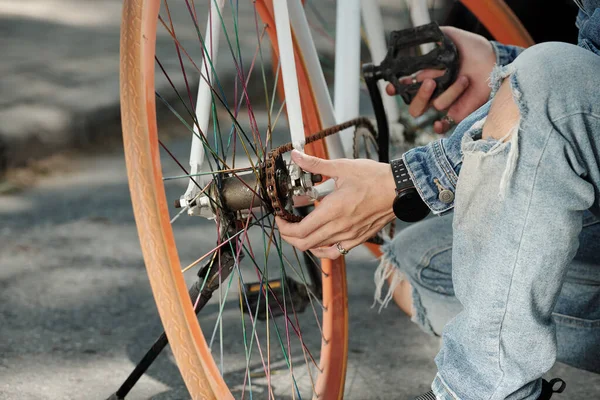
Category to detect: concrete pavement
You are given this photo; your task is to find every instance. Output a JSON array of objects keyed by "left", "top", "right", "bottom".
[
  {"left": 2, "top": 132, "right": 600, "bottom": 400},
  {"left": 2, "top": 1, "right": 600, "bottom": 399}
]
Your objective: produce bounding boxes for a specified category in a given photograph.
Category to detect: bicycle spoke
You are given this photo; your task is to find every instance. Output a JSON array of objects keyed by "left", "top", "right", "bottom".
[
  {"left": 151, "top": 1, "right": 336, "bottom": 397},
  {"left": 162, "top": 166, "right": 254, "bottom": 181},
  {"left": 156, "top": 16, "right": 261, "bottom": 163}
]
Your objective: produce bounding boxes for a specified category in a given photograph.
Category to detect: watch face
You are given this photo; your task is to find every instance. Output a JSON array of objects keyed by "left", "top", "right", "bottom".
[{"left": 393, "top": 189, "right": 430, "bottom": 223}]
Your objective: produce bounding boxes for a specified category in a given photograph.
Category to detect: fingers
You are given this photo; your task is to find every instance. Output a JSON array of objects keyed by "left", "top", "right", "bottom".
[
  {"left": 389, "top": 73, "right": 469, "bottom": 123},
  {"left": 279, "top": 217, "right": 358, "bottom": 252},
  {"left": 432, "top": 76, "right": 469, "bottom": 111},
  {"left": 276, "top": 202, "right": 339, "bottom": 245},
  {"left": 386, "top": 69, "right": 444, "bottom": 97},
  {"left": 278, "top": 208, "right": 365, "bottom": 252},
  {"left": 416, "top": 76, "right": 467, "bottom": 134},
  {"left": 290, "top": 150, "right": 337, "bottom": 177},
  {"left": 309, "top": 245, "right": 341, "bottom": 260},
  {"left": 433, "top": 120, "right": 451, "bottom": 134},
  {"left": 398, "top": 69, "right": 444, "bottom": 85},
  {"left": 386, "top": 83, "right": 395, "bottom": 96},
  {"left": 279, "top": 220, "right": 335, "bottom": 251},
  {"left": 408, "top": 79, "right": 436, "bottom": 118},
  {"left": 310, "top": 241, "right": 353, "bottom": 260},
  {"left": 446, "top": 84, "right": 489, "bottom": 124},
  {"left": 309, "top": 235, "right": 368, "bottom": 260}
]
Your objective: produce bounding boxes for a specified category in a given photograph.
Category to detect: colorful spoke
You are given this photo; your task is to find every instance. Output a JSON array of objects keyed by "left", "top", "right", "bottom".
[{"left": 154, "top": 1, "right": 333, "bottom": 398}]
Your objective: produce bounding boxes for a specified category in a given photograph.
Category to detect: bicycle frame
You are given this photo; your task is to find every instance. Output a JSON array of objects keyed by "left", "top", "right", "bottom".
[{"left": 180, "top": 0, "right": 430, "bottom": 212}]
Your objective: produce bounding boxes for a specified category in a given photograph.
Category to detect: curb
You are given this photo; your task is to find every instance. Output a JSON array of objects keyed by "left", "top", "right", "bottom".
[
  {"left": 0, "top": 78, "right": 199, "bottom": 176},
  {"left": 0, "top": 48, "right": 329, "bottom": 177},
  {"left": 0, "top": 95, "right": 123, "bottom": 175}
]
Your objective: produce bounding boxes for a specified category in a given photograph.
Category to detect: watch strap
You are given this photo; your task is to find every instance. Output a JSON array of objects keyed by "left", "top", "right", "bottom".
[
  {"left": 390, "top": 158, "right": 430, "bottom": 223},
  {"left": 390, "top": 158, "right": 414, "bottom": 192}
]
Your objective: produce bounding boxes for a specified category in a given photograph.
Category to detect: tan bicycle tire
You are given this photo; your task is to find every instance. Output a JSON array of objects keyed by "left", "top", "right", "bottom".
[
  {"left": 119, "top": 0, "right": 348, "bottom": 398},
  {"left": 461, "top": 0, "right": 535, "bottom": 47}
]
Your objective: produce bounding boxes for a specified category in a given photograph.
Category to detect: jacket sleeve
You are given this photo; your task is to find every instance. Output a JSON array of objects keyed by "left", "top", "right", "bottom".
[
  {"left": 399, "top": 41, "right": 522, "bottom": 215},
  {"left": 401, "top": 103, "right": 492, "bottom": 215},
  {"left": 490, "top": 41, "right": 525, "bottom": 66}
]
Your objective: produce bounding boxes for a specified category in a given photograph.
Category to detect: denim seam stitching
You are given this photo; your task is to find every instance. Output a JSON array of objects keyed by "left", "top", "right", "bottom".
[
  {"left": 435, "top": 373, "right": 461, "bottom": 400},
  {"left": 432, "top": 142, "right": 449, "bottom": 184},
  {"left": 583, "top": 219, "right": 600, "bottom": 228},
  {"left": 416, "top": 245, "right": 453, "bottom": 291},
  {"left": 550, "top": 111, "right": 600, "bottom": 123},
  {"left": 409, "top": 284, "right": 438, "bottom": 336},
  {"left": 552, "top": 312, "right": 600, "bottom": 325},
  {"left": 490, "top": 41, "right": 503, "bottom": 66},
  {"left": 417, "top": 244, "right": 454, "bottom": 271},
  {"left": 489, "top": 124, "right": 554, "bottom": 400},
  {"left": 433, "top": 141, "right": 459, "bottom": 188},
  {"left": 403, "top": 153, "right": 454, "bottom": 215},
  {"left": 382, "top": 242, "right": 452, "bottom": 285}
]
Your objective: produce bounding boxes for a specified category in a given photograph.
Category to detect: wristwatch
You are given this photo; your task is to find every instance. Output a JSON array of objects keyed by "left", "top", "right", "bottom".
[{"left": 390, "top": 158, "right": 430, "bottom": 222}]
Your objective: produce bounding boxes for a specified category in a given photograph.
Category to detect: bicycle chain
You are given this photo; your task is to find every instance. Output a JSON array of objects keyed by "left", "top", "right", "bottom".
[{"left": 264, "top": 117, "right": 377, "bottom": 222}]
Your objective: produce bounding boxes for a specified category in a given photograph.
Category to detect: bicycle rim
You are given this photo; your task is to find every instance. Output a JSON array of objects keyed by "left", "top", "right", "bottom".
[
  {"left": 460, "top": 0, "right": 534, "bottom": 46},
  {"left": 120, "top": 0, "right": 348, "bottom": 398}
]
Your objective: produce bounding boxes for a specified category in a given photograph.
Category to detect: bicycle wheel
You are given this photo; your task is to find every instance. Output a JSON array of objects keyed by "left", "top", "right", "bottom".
[
  {"left": 120, "top": 0, "right": 347, "bottom": 399},
  {"left": 460, "top": 0, "right": 534, "bottom": 47}
]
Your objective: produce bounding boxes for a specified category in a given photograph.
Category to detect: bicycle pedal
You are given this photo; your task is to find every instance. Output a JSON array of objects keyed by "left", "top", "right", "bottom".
[
  {"left": 243, "top": 277, "right": 309, "bottom": 320},
  {"left": 365, "top": 22, "right": 459, "bottom": 105}
]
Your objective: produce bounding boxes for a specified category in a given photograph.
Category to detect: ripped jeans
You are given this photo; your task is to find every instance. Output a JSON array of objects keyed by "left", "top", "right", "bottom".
[{"left": 379, "top": 42, "right": 600, "bottom": 400}]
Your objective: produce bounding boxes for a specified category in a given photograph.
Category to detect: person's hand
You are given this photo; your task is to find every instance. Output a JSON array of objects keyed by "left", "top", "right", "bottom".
[
  {"left": 387, "top": 26, "right": 497, "bottom": 133},
  {"left": 276, "top": 150, "right": 396, "bottom": 259}
]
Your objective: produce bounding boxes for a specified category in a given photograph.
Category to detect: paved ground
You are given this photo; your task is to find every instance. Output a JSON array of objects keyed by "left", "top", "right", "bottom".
[
  {"left": 0, "top": 133, "right": 440, "bottom": 400},
  {"left": 3, "top": 1, "right": 600, "bottom": 399},
  {"left": 2, "top": 134, "right": 600, "bottom": 400}
]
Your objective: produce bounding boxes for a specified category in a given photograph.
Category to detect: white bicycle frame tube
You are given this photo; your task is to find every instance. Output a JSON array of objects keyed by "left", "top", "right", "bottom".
[
  {"left": 183, "top": 0, "right": 225, "bottom": 205},
  {"left": 288, "top": 0, "right": 344, "bottom": 159},
  {"left": 361, "top": 0, "right": 400, "bottom": 126},
  {"left": 408, "top": 0, "right": 435, "bottom": 53},
  {"left": 333, "top": 0, "right": 361, "bottom": 158},
  {"left": 184, "top": 0, "right": 434, "bottom": 188},
  {"left": 273, "top": 0, "right": 306, "bottom": 151}
]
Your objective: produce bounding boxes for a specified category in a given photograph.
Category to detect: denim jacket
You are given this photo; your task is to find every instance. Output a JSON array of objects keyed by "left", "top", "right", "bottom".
[{"left": 403, "top": 1, "right": 600, "bottom": 215}]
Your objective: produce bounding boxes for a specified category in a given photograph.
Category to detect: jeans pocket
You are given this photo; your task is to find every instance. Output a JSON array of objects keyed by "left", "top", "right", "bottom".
[
  {"left": 554, "top": 313, "right": 600, "bottom": 373},
  {"left": 580, "top": 38, "right": 600, "bottom": 56},
  {"left": 416, "top": 246, "right": 454, "bottom": 296},
  {"left": 578, "top": 8, "right": 600, "bottom": 56},
  {"left": 583, "top": 209, "right": 599, "bottom": 226},
  {"left": 553, "top": 313, "right": 600, "bottom": 328}
]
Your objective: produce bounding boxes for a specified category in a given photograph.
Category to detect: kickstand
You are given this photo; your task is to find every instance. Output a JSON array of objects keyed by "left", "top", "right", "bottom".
[{"left": 106, "top": 248, "right": 236, "bottom": 399}]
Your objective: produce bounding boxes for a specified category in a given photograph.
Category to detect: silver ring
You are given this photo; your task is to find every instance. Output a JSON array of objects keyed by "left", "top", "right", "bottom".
[
  {"left": 411, "top": 72, "right": 418, "bottom": 85},
  {"left": 336, "top": 242, "right": 349, "bottom": 255},
  {"left": 442, "top": 115, "right": 456, "bottom": 126}
]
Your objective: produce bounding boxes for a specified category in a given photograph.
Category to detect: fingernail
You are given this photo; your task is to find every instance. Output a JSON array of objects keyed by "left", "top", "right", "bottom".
[
  {"left": 459, "top": 76, "right": 469, "bottom": 86},
  {"left": 424, "top": 79, "right": 435, "bottom": 91}
]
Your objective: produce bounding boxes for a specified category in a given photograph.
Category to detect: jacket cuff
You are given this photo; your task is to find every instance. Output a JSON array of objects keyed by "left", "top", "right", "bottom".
[
  {"left": 402, "top": 138, "right": 461, "bottom": 215},
  {"left": 490, "top": 41, "right": 525, "bottom": 66}
]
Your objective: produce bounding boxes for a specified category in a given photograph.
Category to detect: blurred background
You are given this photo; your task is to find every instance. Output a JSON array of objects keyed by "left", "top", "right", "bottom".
[{"left": 0, "top": 1, "right": 596, "bottom": 399}]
